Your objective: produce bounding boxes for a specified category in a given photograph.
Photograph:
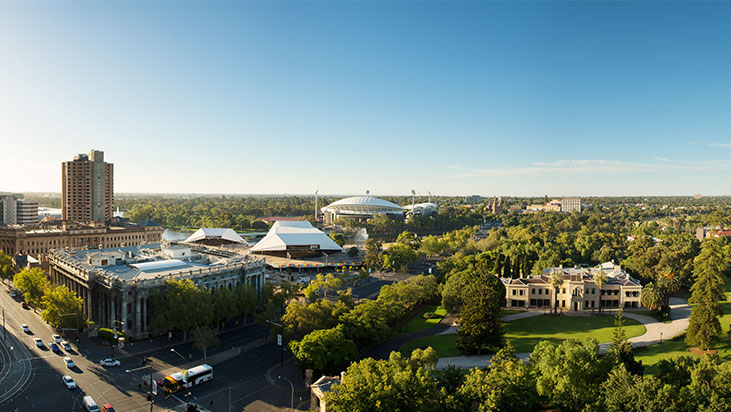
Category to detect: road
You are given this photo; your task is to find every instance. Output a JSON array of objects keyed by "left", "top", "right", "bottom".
[{"left": 0, "top": 284, "right": 304, "bottom": 412}]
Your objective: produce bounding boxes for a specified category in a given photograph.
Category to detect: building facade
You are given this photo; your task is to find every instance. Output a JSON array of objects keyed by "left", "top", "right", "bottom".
[
  {"left": 1, "top": 193, "right": 38, "bottom": 225},
  {"left": 62, "top": 150, "right": 114, "bottom": 222},
  {"left": 0, "top": 219, "right": 163, "bottom": 259},
  {"left": 561, "top": 197, "right": 582, "bottom": 213},
  {"left": 501, "top": 262, "right": 642, "bottom": 313},
  {"left": 48, "top": 242, "right": 266, "bottom": 340}
]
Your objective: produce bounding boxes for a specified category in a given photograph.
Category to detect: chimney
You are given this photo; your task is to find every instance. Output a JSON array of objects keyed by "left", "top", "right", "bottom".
[{"left": 340, "top": 371, "right": 345, "bottom": 383}]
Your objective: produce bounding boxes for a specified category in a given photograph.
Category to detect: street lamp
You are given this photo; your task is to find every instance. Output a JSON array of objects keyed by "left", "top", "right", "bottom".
[
  {"left": 170, "top": 348, "right": 192, "bottom": 373},
  {"left": 126, "top": 357, "right": 155, "bottom": 412},
  {"left": 266, "top": 320, "right": 284, "bottom": 366},
  {"left": 278, "top": 376, "right": 294, "bottom": 412}
]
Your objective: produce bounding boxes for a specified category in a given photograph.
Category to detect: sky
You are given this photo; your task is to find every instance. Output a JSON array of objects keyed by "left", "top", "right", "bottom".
[{"left": 1, "top": 1, "right": 731, "bottom": 197}]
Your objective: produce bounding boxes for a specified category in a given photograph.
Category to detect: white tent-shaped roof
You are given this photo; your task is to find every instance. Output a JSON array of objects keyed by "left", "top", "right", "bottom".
[
  {"left": 250, "top": 221, "right": 343, "bottom": 253},
  {"left": 184, "top": 228, "right": 249, "bottom": 245}
]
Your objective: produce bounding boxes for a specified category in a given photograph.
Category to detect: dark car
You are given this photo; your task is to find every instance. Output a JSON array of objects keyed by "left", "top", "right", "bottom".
[
  {"left": 49, "top": 342, "right": 61, "bottom": 353},
  {"left": 21, "top": 302, "right": 29, "bottom": 309}
]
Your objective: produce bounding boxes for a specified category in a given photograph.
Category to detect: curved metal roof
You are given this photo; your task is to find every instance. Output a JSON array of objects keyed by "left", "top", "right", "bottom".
[{"left": 322, "top": 196, "right": 404, "bottom": 214}]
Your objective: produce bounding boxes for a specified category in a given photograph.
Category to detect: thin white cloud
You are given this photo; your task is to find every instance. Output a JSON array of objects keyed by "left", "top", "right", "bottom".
[
  {"left": 451, "top": 159, "right": 731, "bottom": 178},
  {"left": 709, "top": 143, "right": 731, "bottom": 148},
  {"left": 446, "top": 165, "right": 462, "bottom": 169},
  {"left": 654, "top": 157, "right": 669, "bottom": 162}
]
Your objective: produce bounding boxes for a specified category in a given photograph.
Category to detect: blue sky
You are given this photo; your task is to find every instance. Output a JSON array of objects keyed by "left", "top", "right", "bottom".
[{"left": 1, "top": 1, "right": 730, "bottom": 197}]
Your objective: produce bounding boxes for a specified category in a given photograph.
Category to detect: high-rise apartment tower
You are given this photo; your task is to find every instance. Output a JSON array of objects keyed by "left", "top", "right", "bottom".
[{"left": 62, "top": 150, "right": 113, "bottom": 222}]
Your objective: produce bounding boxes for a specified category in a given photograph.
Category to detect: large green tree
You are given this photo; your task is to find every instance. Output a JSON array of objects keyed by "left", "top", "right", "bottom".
[
  {"left": 150, "top": 279, "right": 213, "bottom": 340},
  {"left": 281, "top": 299, "right": 351, "bottom": 341},
  {"left": 686, "top": 237, "right": 727, "bottom": 349},
  {"left": 456, "top": 271, "right": 505, "bottom": 354},
  {"left": 40, "top": 285, "right": 87, "bottom": 329},
  {"left": 13, "top": 267, "right": 50, "bottom": 309},
  {"left": 289, "top": 325, "right": 358, "bottom": 373},
  {"left": 191, "top": 325, "right": 219, "bottom": 360},
  {"left": 0, "top": 250, "right": 14, "bottom": 284},
  {"left": 212, "top": 287, "right": 238, "bottom": 331}
]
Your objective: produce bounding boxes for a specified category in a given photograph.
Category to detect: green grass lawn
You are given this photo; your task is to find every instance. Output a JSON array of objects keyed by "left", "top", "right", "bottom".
[
  {"left": 500, "top": 309, "right": 527, "bottom": 317},
  {"left": 401, "top": 314, "right": 646, "bottom": 357},
  {"left": 635, "top": 279, "right": 731, "bottom": 375},
  {"left": 396, "top": 305, "right": 447, "bottom": 336}
]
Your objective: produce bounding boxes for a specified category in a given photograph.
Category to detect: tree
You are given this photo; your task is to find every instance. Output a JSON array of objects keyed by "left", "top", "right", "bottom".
[
  {"left": 607, "top": 310, "right": 643, "bottom": 375},
  {"left": 325, "top": 351, "right": 445, "bottom": 412},
  {"left": 329, "top": 231, "right": 345, "bottom": 247},
  {"left": 289, "top": 325, "right": 358, "bottom": 373},
  {"left": 340, "top": 300, "right": 390, "bottom": 349},
  {"left": 191, "top": 326, "right": 219, "bottom": 360},
  {"left": 382, "top": 243, "right": 420, "bottom": 273},
  {"left": 303, "top": 273, "right": 344, "bottom": 301},
  {"left": 364, "top": 239, "right": 382, "bottom": 270},
  {"left": 234, "top": 283, "right": 257, "bottom": 325},
  {"left": 212, "top": 287, "right": 237, "bottom": 331},
  {"left": 347, "top": 246, "right": 359, "bottom": 258},
  {"left": 151, "top": 279, "right": 213, "bottom": 340},
  {"left": 599, "top": 365, "right": 675, "bottom": 412},
  {"left": 396, "top": 231, "right": 421, "bottom": 250},
  {"left": 281, "top": 299, "right": 351, "bottom": 341},
  {"left": 640, "top": 282, "right": 663, "bottom": 311},
  {"left": 0, "top": 250, "right": 14, "bottom": 284},
  {"left": 13, "top": 267, "right": 49, "bottom": 309},
  {"left": 40, "top": 285, "right": 87, "bottom": 329},
  {"left": 593, "top": 270, "right": 608, "bottom": 313},
  {"left": 530, "top": 338, "right": 608, "bottom": 411},
  {"left": 455, "top": 343, "right": 536, "bottom": 412},
  {"left": 550, "top": 271, "right": 564, "bottom": 315},
  {"left": 686, "top": 237, "right": 727, "bottom": 349},
  {"left": 456, "top": 271, "right": 505, "bottom": 354}
]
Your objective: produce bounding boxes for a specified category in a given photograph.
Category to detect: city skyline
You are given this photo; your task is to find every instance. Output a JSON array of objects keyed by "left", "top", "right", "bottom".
[{"left": 2, "top": 2, "right": 731, "bottom": 196}]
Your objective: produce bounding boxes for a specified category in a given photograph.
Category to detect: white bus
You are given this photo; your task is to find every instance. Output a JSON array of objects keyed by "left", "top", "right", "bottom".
[{"left": 159, "top": 364, "right": 213, "bottom": 393}]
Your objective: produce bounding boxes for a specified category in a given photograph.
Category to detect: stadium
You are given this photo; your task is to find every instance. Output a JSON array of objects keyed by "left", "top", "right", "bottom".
[{"left": 320, "top": 196, "right": 405, "bottom": 225}]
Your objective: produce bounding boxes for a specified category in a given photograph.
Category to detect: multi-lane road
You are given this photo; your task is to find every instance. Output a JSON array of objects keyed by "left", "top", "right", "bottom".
[{"left": 0, "top": 283, "right": 305, "bottom": 412}]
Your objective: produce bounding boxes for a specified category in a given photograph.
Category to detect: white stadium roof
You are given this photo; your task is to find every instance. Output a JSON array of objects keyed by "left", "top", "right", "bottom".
[
  {"left": 250, "top": 221, "right": 344, "bottom": 253},
  {"left": 321, "top": 196, "right": 404, "bottom": 215},
  {"left": 184, "top": 228, "right": 249, "bottom": 245}
]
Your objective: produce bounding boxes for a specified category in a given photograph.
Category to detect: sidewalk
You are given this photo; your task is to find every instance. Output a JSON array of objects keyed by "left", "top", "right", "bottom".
[{"left": 435, "top": 298, "right": 691, "bottom": 370}]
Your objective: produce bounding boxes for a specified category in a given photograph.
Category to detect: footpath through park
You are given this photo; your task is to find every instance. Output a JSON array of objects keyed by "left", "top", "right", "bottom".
[{"left": 432, "top": 297, "right": 691, "bottom": 370}]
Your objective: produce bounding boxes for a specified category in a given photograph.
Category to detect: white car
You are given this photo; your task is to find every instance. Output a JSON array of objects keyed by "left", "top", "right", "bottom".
[
  {"left": 62, "top": 341, "right": 72, "bottom": 351},
  {"left": 99, "top": 358, "right": 121, "bottom": 367},
  {"left": 33, "top": 338, "right": 44, "bottom": 348},
  {"left": 22, "top": 324, "right": 30, "bottom": 334},
  {"left": 52, "top": 334, "right": 62, "bottom": 343},
  {"left": 64, "top": 357, "right": 75, "bottom": 369},
  {"left": 62, "top": 375, "right": 76, "bottom": 389}
]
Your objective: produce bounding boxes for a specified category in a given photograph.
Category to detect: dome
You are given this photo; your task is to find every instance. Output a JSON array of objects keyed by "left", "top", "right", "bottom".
[{"left": 322, "top": 196, "right": 404, "bottom": 215}]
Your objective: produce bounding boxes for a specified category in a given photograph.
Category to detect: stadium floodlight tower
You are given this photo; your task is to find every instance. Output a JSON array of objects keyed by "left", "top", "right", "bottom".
[
  {"left": 315, "top": 190, "right": 319, "bottom": 222},
  {"left": 428, "top": 191, "right": 432, "bottom": 203},
  {"left": 411, "top": 190, "right": 416, "bottom": 213}
]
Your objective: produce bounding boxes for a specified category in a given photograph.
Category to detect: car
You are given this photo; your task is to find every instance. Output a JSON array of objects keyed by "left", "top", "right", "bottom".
[
  {"left": 99, "top": 358, "right": 121, "bottom": 367},
  {"left": 21, "top": 302, "right": 29, "bottom": 309},
  {"left": 101, "top": 404, "right": 115, "bottom": 412},
  {"left": 49, "top": 342, "right": 60, "bottom": 353},
  {"left": 64, "top": 357, "right": 75, "bottom": 368},
  {"left": 33, "top": 338, "right": 44, "bottom": 348},
  {"left": 52, "top": 334, "right": 62, "bottom": 343},
  {"left": 62, "top": 375, "right": 76, "bottom": 389},
  {"left": 10, "top": 291, "right": 16, "bottom": 297},
  {"left": 62, "top": 341, "right": 72, "bottom": 351},
  {"left": 22, "top": 324, "right": 30, "bottom": 334}
]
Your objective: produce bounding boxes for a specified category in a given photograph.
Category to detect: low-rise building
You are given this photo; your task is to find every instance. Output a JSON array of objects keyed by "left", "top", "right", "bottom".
[
  {"left": 696, "top": 227, "right": 731, "bottom": 241},
  {"left": 0, "top": 219, "right": 163, "bottom": 259},
  {"left": 48, "top": 242, "right": 266, "bottom": 340},
  {"left": 310, "top": 374, "right": 342, "bottom": 412},
  {"left": 501, "top": 262, "right": 642, "bottom": 313}
]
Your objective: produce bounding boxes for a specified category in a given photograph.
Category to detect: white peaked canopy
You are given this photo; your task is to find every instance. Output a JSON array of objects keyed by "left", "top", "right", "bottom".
[
  {"left": 250, "top": 221, "right": 344, "bottom": 253},
  {"left": 184, "top": 228, "right": 249, "bottom": 245}
]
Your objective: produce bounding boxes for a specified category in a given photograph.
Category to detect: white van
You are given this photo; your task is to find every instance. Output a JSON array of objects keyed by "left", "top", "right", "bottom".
[{"left": 82, "top": 396, "right": 99, "bottom": 412}]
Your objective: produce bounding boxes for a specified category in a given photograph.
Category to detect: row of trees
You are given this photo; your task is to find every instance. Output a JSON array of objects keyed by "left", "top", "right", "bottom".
[
  {"left": 13, "top": 268, "right": 87, "bottom": 329},
  {"left": 325, "top": 316, "right": 730, "bottom": 412},
  {"left": 286, "top": 275, "right": 439, "bottom": 373}
]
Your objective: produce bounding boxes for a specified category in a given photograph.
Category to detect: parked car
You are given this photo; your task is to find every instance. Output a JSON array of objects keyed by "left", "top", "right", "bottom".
[
  {"left": 49, "top": 342, "right": 60, "bottom": 353},
  {"left": 22, "top": 324, "right": 30, "bottom": 334},
  {"left": 64, "top": 357, "right": 75, "bottom": 369},
  {"left": 52, "top": 334, "right": 62, "bottom": 343},
  {"left": 99, "top": 358, "right": 121, "bottom": 367},
  {"left": 62, "top": 341, "right": 72, "bottom": 351},
  {"left": 9, "top": 290, "right": 16, "bottom": 297},
  {"left": 62, "top": 375, "right": 76, "bottom": 390},
  {"left": 101, "top": 404, "right": 115, "bottom": 412},
  {"left": 33, "top": 338, "right": 44, "bottom": 348},
  {"left": 21, "top": 302, "right": 29, "bottom": 309}
]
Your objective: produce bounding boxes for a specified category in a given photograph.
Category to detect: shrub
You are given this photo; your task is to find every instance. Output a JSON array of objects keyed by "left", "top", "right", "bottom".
[
  {"left": 422, "top": 311, "right": 441, "bottom": 319},
  {"left": 98, "top": 328, "right": 126, "bottom": 342}
]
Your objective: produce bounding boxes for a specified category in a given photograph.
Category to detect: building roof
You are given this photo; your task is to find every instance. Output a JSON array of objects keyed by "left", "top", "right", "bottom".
[
  {"left": 137, "top": 219, "right": 161, "bottom": 227},
  {"left": 184, "top": 228, "right": 249, "bottom": 245},
  {"left": 250, "top": 221, "right": 344, "bottom": 253},
  {"left": 501, "top": 262, "right": 641, "bottom": 288},
  {"left": 321, "top": 196, "right": 404, "bottom": 215}
]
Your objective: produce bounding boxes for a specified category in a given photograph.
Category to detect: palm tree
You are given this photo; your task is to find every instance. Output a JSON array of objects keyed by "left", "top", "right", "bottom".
[
  {"left": 594, "top": 270, "right": 608, "bottom": 313},
  {"left": 550, "top": 271, "right": 564, "bottom": 315}
]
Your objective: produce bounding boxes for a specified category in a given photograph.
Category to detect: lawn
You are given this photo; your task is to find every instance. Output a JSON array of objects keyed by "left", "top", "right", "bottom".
[
  {"left": 396, "top": 305, "right": 447, "bottom": 336},
  {"left": 401, "top": 314, "right": 646, "bottom": 357},
  {"left": 500, "top": 309, "right": 527, "bottom": 317},
  {"left": 635, "top": 279, "right": 731, "bottom": 375}
]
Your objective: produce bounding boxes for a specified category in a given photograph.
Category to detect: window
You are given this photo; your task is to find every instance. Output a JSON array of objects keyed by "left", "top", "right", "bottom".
[
  {"left": 544, "top": 299, "right": 550, "bottom": 306},
  {"left": 530, "top": 299, "right": 536, "bottom": 306},
  {"left": 519, "top": 290, "right": 524, "bottom": 296},
  {"left": 562, "top": 288, "right": 566, "bottom": 294},
  {"left": 532, "top": 288, "right": 535, "bottom": 294},
  {"left": 512, "top": 290, "right": 517, "bottom": 296},
  {"left": 561, "top": 300, "right": 566, "bottom": 308}
]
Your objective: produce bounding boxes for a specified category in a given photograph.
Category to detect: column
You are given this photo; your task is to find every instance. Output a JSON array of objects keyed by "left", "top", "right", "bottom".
[
  {"left": 141, "top": 297, "right": 146, "bottom": 333},
  {"left": 86, "top": 287, "right": 93, "bottom": 321},
  {"left": 120, "top": 292, "right": 127, "bottom": 336},
  {"left": 135, "top": 296, "right": 142, "bottom": 338},
  {"left": 109, "top": 295, "right": 116, "bottom": 329}
]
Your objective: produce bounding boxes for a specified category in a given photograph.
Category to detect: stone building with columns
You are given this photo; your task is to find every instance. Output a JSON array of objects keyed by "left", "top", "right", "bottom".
[{"left": 47, "top": 242, "right": 266, "bottom": 340}]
